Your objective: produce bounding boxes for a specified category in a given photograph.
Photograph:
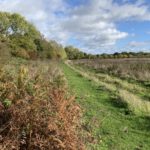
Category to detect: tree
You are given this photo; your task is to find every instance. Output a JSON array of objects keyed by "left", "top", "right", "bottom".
[
  {"left": 0, "top": 12, "right": 11, "bottom": 37},
  {"left": 0, "top": 12, "right": 67, "bottom": 59},
  {"left": 65, "top": 46, "right": 85, "bottom": 59}
]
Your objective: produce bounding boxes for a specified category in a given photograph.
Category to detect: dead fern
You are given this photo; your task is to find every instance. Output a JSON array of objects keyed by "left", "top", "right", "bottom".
[{"left": 0, "top": 62, "right": 84, "bottom": 150}]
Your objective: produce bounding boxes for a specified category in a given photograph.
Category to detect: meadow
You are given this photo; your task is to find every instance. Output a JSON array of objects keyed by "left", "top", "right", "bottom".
[
  {"left": 0, "top": 11, "right": 150, "bottom": 150},
  {"left": 62, "top": 58, "right": 150, "bottom": 149},
  {"left": 1, "top": 56, "right": 150, "bottom": 150},
  {"left": 73, "top": 58, "right": 150, "bottom": 83}
]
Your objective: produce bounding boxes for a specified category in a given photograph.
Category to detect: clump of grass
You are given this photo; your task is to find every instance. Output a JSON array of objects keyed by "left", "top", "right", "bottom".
[
  {"left": 119, "top": 90, "right": 150, "bottom": 115},
  {"left": 0, "top": 61, "right": 84, "bottom": 150}
]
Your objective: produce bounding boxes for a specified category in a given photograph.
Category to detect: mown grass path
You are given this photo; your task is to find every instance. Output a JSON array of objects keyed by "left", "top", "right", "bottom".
[
  {"left": 66, "top": 62, "right": 150, "bottom": 115},
  {"left": 62, "top": 63, "right": 150, "bottom": 150}
]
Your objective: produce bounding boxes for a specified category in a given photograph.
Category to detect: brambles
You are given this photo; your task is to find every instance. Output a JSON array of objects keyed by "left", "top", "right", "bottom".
[{"left": 0, "top": 60, "right": 84, "bottom": 150}]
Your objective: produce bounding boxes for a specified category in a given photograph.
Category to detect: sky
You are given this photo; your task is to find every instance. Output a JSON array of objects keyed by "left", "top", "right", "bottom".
[{"left": 0, "top": 0, "right": 150, "bottom": 54}]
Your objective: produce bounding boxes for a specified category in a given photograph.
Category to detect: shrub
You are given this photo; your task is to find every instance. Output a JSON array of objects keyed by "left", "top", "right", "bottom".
[{"left": 11, "top": 49, "right": 30, "bottom": 59}]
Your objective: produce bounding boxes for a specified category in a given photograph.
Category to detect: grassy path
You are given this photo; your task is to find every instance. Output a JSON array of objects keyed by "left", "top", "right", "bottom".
[
  {"left": 65, "top": 61, "right": 150, "bottom": 116},
  {"left": 62, "top": 63, "right": 150, "bottom": 150},
  {"left": 74, "top": 64, "right": 150, "bottom": 102}
]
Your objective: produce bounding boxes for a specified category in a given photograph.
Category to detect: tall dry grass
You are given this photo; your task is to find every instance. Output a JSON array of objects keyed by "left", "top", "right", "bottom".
[
  {"left": 73, "top": 58, "right": 150, "bottom": 82},
  {"left": 119, "top": 90, "right": 150, "bottom": 115}
]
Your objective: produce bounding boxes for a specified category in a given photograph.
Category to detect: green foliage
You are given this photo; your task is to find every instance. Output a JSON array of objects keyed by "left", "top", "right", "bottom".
[
  {"left": 11, "top": 49, "right": 30, "bottom": 59},
  {"left": 35, "top": 38, "right": 67, "bottom": 59},
  {"left": 65, "top": 46, "right": 85, "bottom": 59},
  {"left": 0, "top": 12, "right": 39, "bottom": 59},
  {"left": 3, "top": 99, "right": 12, "bottom": 108},
  {"left": 65, "top": 45, "right": 150, "bottom": 60},
  {"left": 95, "top": 52, "right": 150, "bottom": 59},
  {"left": 50, "top": 41, "right": 67, "bottom": 59},
  {"left": 0, "top": 12, "right": 10, "bottom": 36},
  {"left": 0, "top": 11, "right": 67, "bottom": 60},
  {"left": 10, "top": 35, "right": 37, "bottom": 51},
  {"left": 10, "top": 13, "right": 29, "bottom": 36}
]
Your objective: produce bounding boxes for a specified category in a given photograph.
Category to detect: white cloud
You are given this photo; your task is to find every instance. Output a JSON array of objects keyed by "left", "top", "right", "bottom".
[
  {"left": 128, "top": 41, "right": 150, "bottom": 47},
  {"left": 0, "top": 0, "right": 150, "bottom": 53}
]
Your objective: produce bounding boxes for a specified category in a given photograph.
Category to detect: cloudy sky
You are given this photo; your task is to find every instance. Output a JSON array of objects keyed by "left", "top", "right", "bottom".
[{"left": 0, "top": 0, "right": 150, "bottom": 54}]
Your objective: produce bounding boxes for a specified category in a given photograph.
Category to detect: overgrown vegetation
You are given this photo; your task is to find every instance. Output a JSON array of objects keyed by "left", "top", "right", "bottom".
[
  {"left": 73, "top": 58, "right": 150, "bottom": 82},
  {"left": 0, "top": 59, "right": 84, "bottom": 150}
]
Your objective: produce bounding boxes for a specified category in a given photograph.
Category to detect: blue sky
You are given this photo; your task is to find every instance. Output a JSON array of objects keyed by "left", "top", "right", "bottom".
[{"left": 0, "top": 0, "right": 150, "bottom": 54}]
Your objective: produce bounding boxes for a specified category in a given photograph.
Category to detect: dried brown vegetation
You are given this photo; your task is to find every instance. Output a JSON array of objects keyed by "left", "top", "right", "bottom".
[
  {"left": 0, "top": 61, "right": 84, "bottom": 150},
  {"left": 73, "top": 58, "right": 150, "bottom": 82}
]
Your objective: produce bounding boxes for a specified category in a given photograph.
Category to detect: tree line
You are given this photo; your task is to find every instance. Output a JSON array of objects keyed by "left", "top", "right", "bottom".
[
  {"left": 0, "top": 12, "right": 67, "bottom": 59},
  {"left": 65, "top": 46, "right": 150, "bottom": 60},
  {"left": 0, "top": 11, "right": 150, "bottom": 60}
]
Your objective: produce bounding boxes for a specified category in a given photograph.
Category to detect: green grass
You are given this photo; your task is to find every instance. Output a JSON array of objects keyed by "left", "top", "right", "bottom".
[
  {"left": 66, "top": 62, "right": 150, "bottom": 115},
  {"left": 62, "top": 63, "right": 150, "bottom": 150},
  {"left": 74, "top": 64, "right": 150, "bottom": 102}
]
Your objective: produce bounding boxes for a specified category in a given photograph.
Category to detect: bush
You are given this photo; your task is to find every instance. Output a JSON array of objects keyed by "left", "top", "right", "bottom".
[
  {"left": 10, "top": 36, "right": 36, "bottom": 51},
  {"left": 11, "top": 49, "right": 30, "bottom": 59}
]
